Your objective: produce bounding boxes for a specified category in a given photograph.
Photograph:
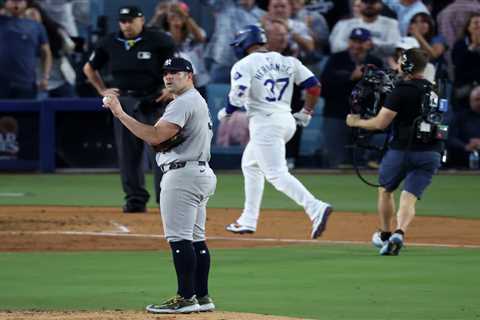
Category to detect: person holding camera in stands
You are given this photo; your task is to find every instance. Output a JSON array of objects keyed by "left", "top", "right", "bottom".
[
  {"left": 83, "top": 6, "right": 176, "bottom": 213},
  {"left": 346, "top": 48, "right": 444, "bottom": 256}
]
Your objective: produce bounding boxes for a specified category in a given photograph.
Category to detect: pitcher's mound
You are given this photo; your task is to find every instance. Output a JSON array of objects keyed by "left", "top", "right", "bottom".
[{"left": 0, "top": 311, "right": 310, "bottom": 320}]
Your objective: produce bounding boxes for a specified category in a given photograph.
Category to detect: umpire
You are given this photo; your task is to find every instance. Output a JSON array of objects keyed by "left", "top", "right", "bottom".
[
  {"left": 346, "top": 48, "right": 443, "bottom": 256},
  {"left": 83, "top": 5, "right": 176, "bottom": 213}
]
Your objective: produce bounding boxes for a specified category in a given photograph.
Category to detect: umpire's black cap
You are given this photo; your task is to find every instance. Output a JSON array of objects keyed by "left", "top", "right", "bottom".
[
  {"left": 118, "top": 6, "right": 144, "bottom": 20},
  {"left": 162, "top": 57, "right": 193, "bottom": 73}
]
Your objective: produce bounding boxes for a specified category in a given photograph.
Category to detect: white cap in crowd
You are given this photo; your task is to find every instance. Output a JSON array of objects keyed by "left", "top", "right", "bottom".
[{"left": 395, "top": 37, "right": 420, "bottom": 50}]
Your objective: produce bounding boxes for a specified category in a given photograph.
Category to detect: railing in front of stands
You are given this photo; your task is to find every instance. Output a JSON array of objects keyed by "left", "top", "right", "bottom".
[{"left": 0, "top": 98, "right": 103, "bottom": 172}]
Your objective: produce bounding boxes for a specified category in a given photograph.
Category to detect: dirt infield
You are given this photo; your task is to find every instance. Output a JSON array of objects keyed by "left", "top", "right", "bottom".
[
  {"left": 1, "top": 206, "right": 479, "bottom": 320},
  {"left": 1, "top": 206, "right": 479, "bottom": 252},
  {"left": 0, "top": 311, "right": 311, "bottom": 320}
]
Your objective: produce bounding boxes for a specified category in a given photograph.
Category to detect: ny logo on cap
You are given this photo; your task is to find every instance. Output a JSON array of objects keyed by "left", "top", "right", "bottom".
[
  {"left": 120, "top": 8, "right": 130, "bottom": 14},
  {"left": 164, "top": 59, "right": 172, "bottom": 66}
]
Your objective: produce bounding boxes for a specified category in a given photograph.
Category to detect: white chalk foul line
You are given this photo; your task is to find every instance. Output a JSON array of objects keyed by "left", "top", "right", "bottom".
[
  {"left": 2, "top": 230, "right": 480, "bottom": 249},
  {"left": 110, "top": 220, "right": 130, "bottom": 233},
  {"left": 0, "top": 192, "right": 27, "bottom": 197}
]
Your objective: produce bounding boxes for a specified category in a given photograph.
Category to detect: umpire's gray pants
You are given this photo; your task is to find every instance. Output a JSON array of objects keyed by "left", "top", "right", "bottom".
[
  {"left": 160, "top": 164, "right": 216, "bottom": 242},
  {"left": 114, "top": 96, "right": 163, "bottom": 205}
]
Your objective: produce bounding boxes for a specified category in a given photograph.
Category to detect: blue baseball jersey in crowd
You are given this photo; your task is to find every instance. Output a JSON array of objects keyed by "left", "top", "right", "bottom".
[{"left": 0, "top": 16, "right": 48, "bottom": 86}]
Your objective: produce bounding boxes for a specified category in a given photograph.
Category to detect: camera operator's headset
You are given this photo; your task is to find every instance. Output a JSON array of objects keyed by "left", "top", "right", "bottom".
[{"left": 351, "top": 52, "right": 435, "bottom": 188}]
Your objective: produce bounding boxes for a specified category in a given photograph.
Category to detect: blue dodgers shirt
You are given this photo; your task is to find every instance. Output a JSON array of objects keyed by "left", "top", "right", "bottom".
[{"left": 0, "top": 16, "right": 48, "bottom": 86}]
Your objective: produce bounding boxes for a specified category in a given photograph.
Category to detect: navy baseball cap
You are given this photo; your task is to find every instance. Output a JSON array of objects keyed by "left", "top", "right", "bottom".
[
  {"left": 118, "top": 6, "right": 144, "bottom": 20},
  {"left": 349, "top": 28, "right": 372, "bottom": 41},
  {"left": 163, "top": 57, "right": 193, "bottom": 73}
]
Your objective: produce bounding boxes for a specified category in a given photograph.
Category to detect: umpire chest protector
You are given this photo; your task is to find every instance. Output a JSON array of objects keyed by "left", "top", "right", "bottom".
[{"left": 93, "top": 28, "right": 175, "bottom": 91}]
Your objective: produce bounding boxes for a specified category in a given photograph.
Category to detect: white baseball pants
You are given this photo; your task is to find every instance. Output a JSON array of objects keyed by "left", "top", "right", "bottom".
[{"left": 236, "top": 112, "right": 327, "bottom": 229}]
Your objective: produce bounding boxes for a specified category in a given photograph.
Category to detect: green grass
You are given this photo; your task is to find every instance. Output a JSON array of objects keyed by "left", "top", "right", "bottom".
[
  {"left": 1, "top": 246, "right": 479, "bottom": 320},
  {"left": 0, "top": 173, "right": 478, "bottom": 218},
  {"left": 1, "top": 173, "right": 479, "bottom": 318}
]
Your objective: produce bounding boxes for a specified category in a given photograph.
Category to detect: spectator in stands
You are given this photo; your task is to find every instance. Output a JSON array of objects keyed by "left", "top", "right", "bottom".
[
  {"left": 437, "top": 0, "right": 480, "bottom": 50},
  {"left": 330, "top": 0, "right": 400, "bottom": 61},
  {"left": 36, "top": 0, "right": 78, "bottom": 37},
  {"left": 321, "top": 28, "right": 383, "bottom": 167},
  {"left": 447, "top": 86, "right": 480, "bottom": 167},
  {"left": 424, "top": 0, "right": 453, "bottom": 20},
  {"left": 216, "top": 111, "right": 249, "bottom": 147},
  {"left": 25, "top": 4, "right": 76, "bottom": 98},
  {"left": 261, "top": 0, "right": 314, "bottom": 57},
  {"left": 0, "top": 0, "right": 52, "bottom": 99},
  {"left": 437, "top": 0, "right": 480, "bottom": 80},
  {"left": 71, "top": 0, "right": 95, "bottom": 39},
  {"left": 352, "top": 0, "right": 362, "bottom": 17},
  {"left": 304, "top": 0, "right": 351, "bottom": 30},
  {"left": 289, "top": 0, "right": 329, "bottom": 68},
  {"left": 163, "top": 2, "right": 210, "bottom": 97},
  {"left": 452, "top": 13, "right": 480, "bottom": 110},
  {"left": 265, "top": 18, "right": 292, "bottom": 54},
  {"left": 382, "top": 0, "right": 430, "bottom": 36},
  {"left": 203, "top": 0, "right": 265, "bottom": 83},
  {"left": 148, "top": 0, "right": 176, "bottom": 30},
  {"left": 387, "top": 36, "right": 436, "bottom": 83},
  {"left": 407, "top": 12, "right": 447, "bottom": 73}
]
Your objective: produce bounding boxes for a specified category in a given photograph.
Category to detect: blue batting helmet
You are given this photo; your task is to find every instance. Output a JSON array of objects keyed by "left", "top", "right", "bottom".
[{"left": 230, "top": 25, "right": 267, "bottom": 59}]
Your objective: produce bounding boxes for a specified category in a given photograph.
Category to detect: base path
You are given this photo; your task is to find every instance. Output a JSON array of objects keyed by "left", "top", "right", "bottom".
[{"left": 0, "top": 206, "right": 479, "bottom": 252}]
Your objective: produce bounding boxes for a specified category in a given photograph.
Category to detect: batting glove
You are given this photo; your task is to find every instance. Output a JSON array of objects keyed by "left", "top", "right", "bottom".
[{"left": 293, "top": 108, "right": 312, "bottom": 127}]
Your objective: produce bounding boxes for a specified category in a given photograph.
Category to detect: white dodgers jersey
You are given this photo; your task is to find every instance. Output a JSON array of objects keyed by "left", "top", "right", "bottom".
[{"left": 228, "top": 51, "right": 315, "bottom": 117}]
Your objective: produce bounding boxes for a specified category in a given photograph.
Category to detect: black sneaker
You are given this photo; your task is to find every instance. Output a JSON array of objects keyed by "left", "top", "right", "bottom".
[
  {"left": 146, "top": 295, "right": 200, "bottom": 314},
  {"left": 380, "top": 233, "right": 404, "bottom": 256},
  {"left": 122, "top": 203, "right": 146, "bottom": 213}
]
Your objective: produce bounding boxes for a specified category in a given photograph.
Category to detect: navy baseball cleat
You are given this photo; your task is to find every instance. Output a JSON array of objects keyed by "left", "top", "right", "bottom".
[
  {"left": 146, "top": 295, "right": 200, "bottom": 314},
  {"left": 225, "top": 223, "right": 256, "bottom": 234},
  {"left": 122, "top": 203, "right": 147, "bottom": 213},
  {"left": 380, "top": 233, "right": 404, "bottom": 256},
  {"left": 311, "top": 204, "right": 333, "bottom": 239},
  {"left": 372, "top": 231, "right": 388, "bottom": 249}
]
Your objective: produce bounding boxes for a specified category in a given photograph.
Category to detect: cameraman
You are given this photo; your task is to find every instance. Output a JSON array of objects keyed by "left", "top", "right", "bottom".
[{"left": 346, "top": 48, "right": 443, "bottom": 256}]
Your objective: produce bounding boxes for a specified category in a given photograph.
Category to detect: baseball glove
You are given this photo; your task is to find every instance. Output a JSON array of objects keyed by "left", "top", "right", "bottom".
[{"left": 151, "top": 130, "right": 186, "bottom": 153}]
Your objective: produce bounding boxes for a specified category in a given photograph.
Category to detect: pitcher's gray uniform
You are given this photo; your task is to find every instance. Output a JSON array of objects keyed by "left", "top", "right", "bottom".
[
  {"left": 157, "top": 88, "right": 216, "bottom": 242},
  {"left": 102, "top": 57, "right": 216, "bottom": 313}
]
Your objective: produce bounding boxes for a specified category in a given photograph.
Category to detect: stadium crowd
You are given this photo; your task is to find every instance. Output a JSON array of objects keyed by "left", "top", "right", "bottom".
[{"left": 1, "top": 0, "right": 480, "bottom": 169}]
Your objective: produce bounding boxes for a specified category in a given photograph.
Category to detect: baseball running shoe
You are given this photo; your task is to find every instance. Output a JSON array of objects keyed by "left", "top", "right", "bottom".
[
  {"left": 146, "top": 295, "right": 200, "bottom": 314},
  {"left": 122, "top": 203, "right": 147, "bottom": 214},
  {"left": 379, "top": 233, "right": 404, "bottom": 256},
  {"left": 225, "top": 223, "right": 256, "bottom": 234},
  {"left": 372, "top": 231, "right": 387, "bottom": 249},
  {"left": 197, "top": 295, "right": 215, "bottom": 312},
  {"left": 311, "top": 204, "right": 333, "bottom": 239}
]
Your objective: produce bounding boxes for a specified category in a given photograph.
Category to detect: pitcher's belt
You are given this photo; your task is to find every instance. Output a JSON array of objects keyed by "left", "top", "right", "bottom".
[{"left": 160, "top": 161, "right": 206, "bottom": 173}]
